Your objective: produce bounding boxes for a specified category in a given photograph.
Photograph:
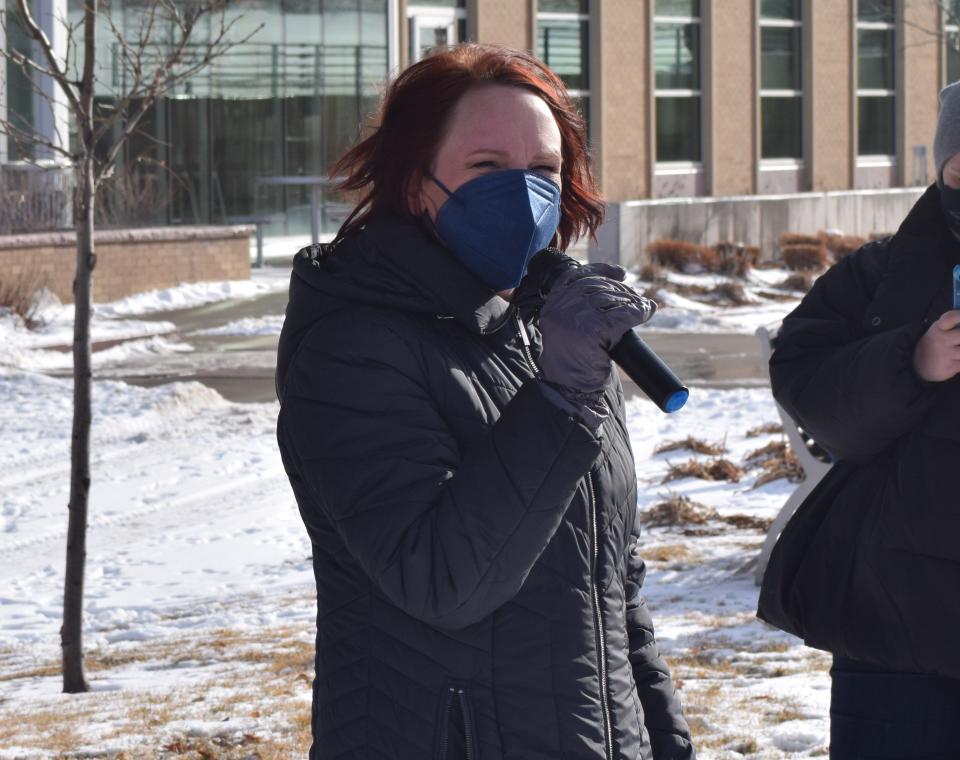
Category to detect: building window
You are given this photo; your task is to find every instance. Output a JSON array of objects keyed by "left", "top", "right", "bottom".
[
  {"left": 408, "top": 1, "right": 467, "bottom": 63},
  {"left": 537, "top": 0, "right": 590, "bottom": 135},
  {"left": 856, "top": 0, "right": 896, "bottom": 157},
  {"left": 653, "top": 0, "right": 701, "bottom": 163},
  {"left": 759, "top": 0, "right": 802, "bottom": 160},
  {"left": 945, "top": 1, "right": 960, "bottom": 84},
  {"left": 4, "top": 7, "right": 36, "bottom": 161}
]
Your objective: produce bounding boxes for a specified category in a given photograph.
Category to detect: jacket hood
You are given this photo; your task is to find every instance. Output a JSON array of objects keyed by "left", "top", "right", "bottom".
[{"left": 275, "top": 212, "right": 512, "bottom": 400}]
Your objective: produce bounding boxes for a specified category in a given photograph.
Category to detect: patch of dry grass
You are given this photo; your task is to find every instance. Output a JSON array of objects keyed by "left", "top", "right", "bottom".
[
  {"left": 744, "top": 441, "right": 805, "bottom": 487},
  {"left": 639, "top": 495, "right": 718, "bottom": 527},
  {"left": 721, "top": 513, "right": 774, "bottom": 532},
  {"left": 746, "top": 422, "right": 783, "bottom": 438},
  {"left": 640, "top": 543, "right": 701, "bottom": 567},
  {"left": 0, "top": 623, "right": 315, "bottom": 758},
  {"left": 662, "top": 458, "right": 743, "bottom": 484},
  {"left": 655, "top": 436, "right": 728, "bottom": 456},
  {"left": 776, "top": 271, "right": 815, "bottom": 293}
]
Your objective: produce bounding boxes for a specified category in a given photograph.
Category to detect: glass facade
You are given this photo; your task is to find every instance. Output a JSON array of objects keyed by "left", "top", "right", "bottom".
[
  {"left": 64, "top": 0, "right": 390, "bottom": 234},
  {"left": 654, "top": 0, "right": 701, "bottom": 163},
  {"left": 856, "top": 0, "right": 895, "bottom": 156}
]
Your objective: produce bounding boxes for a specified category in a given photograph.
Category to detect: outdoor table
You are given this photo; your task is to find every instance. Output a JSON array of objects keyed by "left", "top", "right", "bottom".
[{"left": 254, "top": 175, "right": 340, "bottom": 246}]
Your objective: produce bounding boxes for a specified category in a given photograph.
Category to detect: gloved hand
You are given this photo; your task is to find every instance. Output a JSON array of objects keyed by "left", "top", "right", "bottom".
[{"left": 537, "top": 263, "right": 657, "bottom": 395}]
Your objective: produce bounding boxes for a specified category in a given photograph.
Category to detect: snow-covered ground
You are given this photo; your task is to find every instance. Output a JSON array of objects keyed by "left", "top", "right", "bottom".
[
  {"left": 0, "top": 371, "right": 830, "bottom": 758},
  {"left": 0, "top": 256, "right": 829, "bottom": 757},
  {"left": 0, "top": 267, "right": 291, "bottom": 372}
]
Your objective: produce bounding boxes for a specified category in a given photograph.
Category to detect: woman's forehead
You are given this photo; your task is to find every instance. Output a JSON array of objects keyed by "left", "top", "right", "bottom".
[{"left": 442, "top": 85, "right": 562, "bottom": 154}]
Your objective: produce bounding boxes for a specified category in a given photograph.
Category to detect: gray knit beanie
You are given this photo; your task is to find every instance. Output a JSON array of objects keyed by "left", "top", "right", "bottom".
[{"left": 935, "top": 81, "right": 960, "bottom": 186}]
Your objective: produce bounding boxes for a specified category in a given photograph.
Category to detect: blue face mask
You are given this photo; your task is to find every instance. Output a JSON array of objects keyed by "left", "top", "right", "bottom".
[{"left": 428, "top": 169, "right": 562, "bottom": 292}]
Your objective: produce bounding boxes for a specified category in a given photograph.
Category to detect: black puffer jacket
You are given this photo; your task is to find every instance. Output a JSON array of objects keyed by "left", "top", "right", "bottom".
[
  {"left": 275, "top": 213, "right": 694, "bottom": 759},
  {"left": 766, "top": 184, "right": 960, "bottom": 677}
]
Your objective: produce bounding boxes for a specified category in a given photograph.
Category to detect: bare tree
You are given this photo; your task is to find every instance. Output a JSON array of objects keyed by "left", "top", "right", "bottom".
[{"left": 0, "top": 0, "right": 261, "bottom": 693}]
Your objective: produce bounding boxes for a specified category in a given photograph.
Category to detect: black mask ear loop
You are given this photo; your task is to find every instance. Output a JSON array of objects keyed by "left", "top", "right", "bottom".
[{"left": 417, "top": 171, "right": 451, "bottom": 244}]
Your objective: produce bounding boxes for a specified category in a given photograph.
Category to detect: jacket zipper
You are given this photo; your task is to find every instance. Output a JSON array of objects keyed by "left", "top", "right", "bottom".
[
  {"left": 515, "top": 314, "right": 540, "bottom": 375},
  {"left": 437, "top": 686, "right": 476, "bottom": 760},
  {"left": 515, "top": 314, "right": 613, "bottom": 760},
  {"left": 588, "top": 471, "right": 614, "bottom": 760},
  {"left": 458, "top": 688, "right": 475, "bottom": 760}
]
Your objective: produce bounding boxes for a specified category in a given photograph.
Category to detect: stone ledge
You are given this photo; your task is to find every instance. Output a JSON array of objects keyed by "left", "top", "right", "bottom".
[{"left": 0, "top": 225, "right": 255, "bottom": 250}]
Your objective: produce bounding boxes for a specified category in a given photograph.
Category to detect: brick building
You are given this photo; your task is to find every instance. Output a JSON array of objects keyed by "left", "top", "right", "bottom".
[{"left": 2, "top": 1, "right": 954, "bottom": 241}]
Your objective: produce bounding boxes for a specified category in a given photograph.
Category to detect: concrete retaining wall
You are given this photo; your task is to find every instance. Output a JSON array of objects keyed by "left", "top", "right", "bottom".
[
  {"left": 0, "top": 225, "right": 253, "bottom": 304},
  {"left": 587, "top": 187, "right": 926, "bottom": 268}
]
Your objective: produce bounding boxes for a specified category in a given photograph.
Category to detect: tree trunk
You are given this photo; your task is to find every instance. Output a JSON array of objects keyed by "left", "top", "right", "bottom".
[
  {"left": 62, "top": 154, "right": 95, "bottom": 694},
  {"left": 62, "top": 0, "right": 97, "bottom": 694}
]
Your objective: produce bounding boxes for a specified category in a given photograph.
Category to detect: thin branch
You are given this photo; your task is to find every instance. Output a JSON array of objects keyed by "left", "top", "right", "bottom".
[{"left": 0, "top": 115, "right": 77, "bottom": 161}]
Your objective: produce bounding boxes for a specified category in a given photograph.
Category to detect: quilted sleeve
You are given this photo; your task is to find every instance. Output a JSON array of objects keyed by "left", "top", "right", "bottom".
[
  {"left": 279, "top": 317, "right": 602, "bottom": 630},
  {"left": 770, "top": 240, "right": 938, "bottom": 463},
  {"left": 624, "top": 539, "right": 696, "bottom": 760}
]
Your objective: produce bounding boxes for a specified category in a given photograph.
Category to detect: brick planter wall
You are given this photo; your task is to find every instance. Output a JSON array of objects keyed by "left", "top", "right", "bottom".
[{"left": 0, "top": 225, "right": 253, "bottom": 304}]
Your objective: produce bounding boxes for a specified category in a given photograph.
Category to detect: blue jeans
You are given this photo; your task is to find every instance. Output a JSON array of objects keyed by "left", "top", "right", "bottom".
[{"left": 830, "top": 656, "right": 960, "bottom": 759}]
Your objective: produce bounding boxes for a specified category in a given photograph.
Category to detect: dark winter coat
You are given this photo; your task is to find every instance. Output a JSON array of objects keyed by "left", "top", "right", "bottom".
[
  {"left": 275, "top": 213, "right": 694, "bottom": 760},
  {"left": 764, "top": 184, "right": 960, "bottom": 678}
]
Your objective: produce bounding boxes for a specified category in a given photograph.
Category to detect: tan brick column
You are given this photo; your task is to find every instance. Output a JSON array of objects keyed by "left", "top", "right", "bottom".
[
  {"left": 900, "top": 1, "right": 940, "bottom": 186},
  {"left": 468, "top": 0, "right": 533, "bottom": 52},
  {"left": 809, "top": 0, "right": 854, "bottom": 191},
  {"left": 704, "top": 0, "right": 755, "bottom": 196},
  {"left": 590, "top": 0, "right": 648, "bottom": 201}
]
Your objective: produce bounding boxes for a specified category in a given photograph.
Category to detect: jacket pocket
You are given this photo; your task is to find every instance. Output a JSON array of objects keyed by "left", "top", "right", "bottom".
[{"left": 435, "top": 684, "right": 477, "bottom": 760}]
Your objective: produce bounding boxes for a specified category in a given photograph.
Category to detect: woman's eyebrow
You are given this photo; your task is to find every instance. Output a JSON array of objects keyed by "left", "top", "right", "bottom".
[{"left": 465, "top": 148, "right": 561, "bottom": 161}]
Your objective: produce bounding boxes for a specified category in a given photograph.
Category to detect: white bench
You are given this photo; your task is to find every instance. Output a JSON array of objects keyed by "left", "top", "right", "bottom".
[{"left": 753, "top": 324, "right": 834, "bottom": 586}]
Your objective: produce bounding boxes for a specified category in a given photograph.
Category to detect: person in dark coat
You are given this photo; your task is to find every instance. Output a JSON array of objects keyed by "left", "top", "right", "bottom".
[
  {"left": 767, "top": 82, "right": 960, "bottom": 759},
  {"left": 274, "top": 44, "right": 695, "bottom": 760}
]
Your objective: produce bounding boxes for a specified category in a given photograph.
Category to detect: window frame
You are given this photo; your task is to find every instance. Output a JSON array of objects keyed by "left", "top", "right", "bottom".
[
  {"left": 944, "top": 6, "right": 960, "bottom": 86},
  {"left": 758, "top": 9, "right": 803, "bottom": 165},
  {"left": 536, "top": 2, "right": 590, "bottom": 141},
  {"left": 855, "top": 9, "right": 896, "bottom": 161},
  {"left": 652, "top": 5, "right": 703, "bottom": 168}
]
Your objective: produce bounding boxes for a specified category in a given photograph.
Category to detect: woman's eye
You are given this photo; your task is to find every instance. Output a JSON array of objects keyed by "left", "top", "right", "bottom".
[
  {"left": 535, "top": 165, "right": 560, "bottom": 174},
  {"left": 472, "top": 161, "right": 499, "bottom": 169}
]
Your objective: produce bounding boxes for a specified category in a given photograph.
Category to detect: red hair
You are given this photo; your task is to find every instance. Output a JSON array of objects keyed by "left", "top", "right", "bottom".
[{"left": 330, "top": 43, "right": 604, "bottom": 250}]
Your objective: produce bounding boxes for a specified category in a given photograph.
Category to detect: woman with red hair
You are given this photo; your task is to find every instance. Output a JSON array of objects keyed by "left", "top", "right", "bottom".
[{"left": 276, "top": 43, "right": 695, "bottom": 760}]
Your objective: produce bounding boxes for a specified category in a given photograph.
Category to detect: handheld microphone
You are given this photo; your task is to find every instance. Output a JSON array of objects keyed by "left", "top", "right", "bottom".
[{"left": 514, "top": 249, "right": 688, "bottom": 414}]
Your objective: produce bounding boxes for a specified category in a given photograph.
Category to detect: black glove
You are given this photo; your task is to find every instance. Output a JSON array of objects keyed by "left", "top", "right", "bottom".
[{"left": 537, "top": 263, "right": 657, "bottom": 395}]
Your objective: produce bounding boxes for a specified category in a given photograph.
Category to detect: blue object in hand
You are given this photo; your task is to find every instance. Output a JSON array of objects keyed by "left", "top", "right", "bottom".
[{"left": 953, "top": 265, "right": 960, "bottom": 309}]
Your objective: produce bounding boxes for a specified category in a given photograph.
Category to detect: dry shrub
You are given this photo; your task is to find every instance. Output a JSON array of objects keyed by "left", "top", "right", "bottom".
[
  {"left": 0, "top": 266, "right": 50, "bottom": 327},
  {"left": 744, "top": 441, "right": 806, "bottom": 487},
  {"left": 637, "top": 258, "right": 663, "bottom": 282},
  {"left": 778, "top": 232, "right": 821, "bottom": 248},
  {"left": 714, "top": 241, "right": 761, "bottom": 278},
  {"left": 722, "top": 513, "right": 774, "bottom": 532},
  {"left": 819, "top": 231, "right": 866, "bottom": 261},
  {"left": 746, "top": 422, "right": 783, "bottom": 437},
  {"left": 744, "top": 440, "right": 790, "bottom": 467},
  {"left": 648, "top": 239, "right": 719, "bottom": 273},
  {"left": 639, "top": 495, "right": 718, "bottom": 527},
  {"left": 662, "top": 458, "right": 743, "bottom": 484},
  {"left": 755, "top": 289, "right": 800, "bottom": 302},
  {"left": 708, "top": 281, "right": 751, "bottom": 306},
  {"left": 782, "top": 243, "right": 829, "bottom": 271},
  {"left": 655, "top": 436, "right": 728, "bottom": 456},
  {"left": 776, "top": 272, "right": 815, "bottom": 293}
]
